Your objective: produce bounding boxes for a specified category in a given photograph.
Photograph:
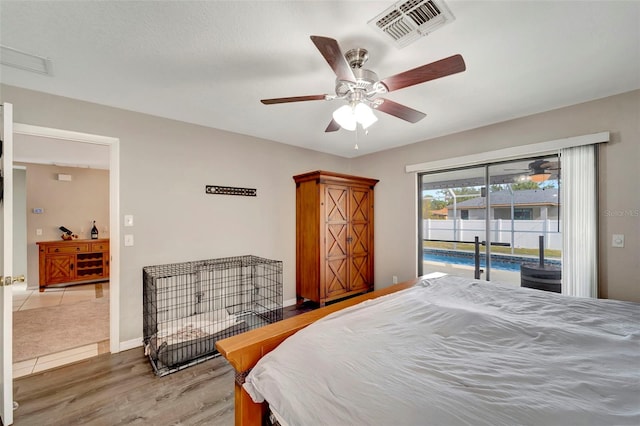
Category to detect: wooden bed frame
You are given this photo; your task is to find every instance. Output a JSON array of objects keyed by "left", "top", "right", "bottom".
[{"left": 215, "top": 278, "right": 420, "bottom": 426}]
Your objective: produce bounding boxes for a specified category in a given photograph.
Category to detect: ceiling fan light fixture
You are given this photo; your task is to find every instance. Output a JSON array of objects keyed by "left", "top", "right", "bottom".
[
  {"left": 529, "top": 172, "right": 551, "bottom": 183},
  {"left": 333, "top": 105, "right": 357, "bottom": 131},
  {"left": 333, "top": 103, "right": 378, "bottom": 131},
  {"left": 355, "top": 102, "right": 378, "bottom": 129}
]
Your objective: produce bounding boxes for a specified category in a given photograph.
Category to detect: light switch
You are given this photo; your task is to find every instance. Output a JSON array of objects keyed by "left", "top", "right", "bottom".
[
  {"left": 124, "top": 234, "right": 134, "bottom": 247},
  {"left": 124, "top": 215, "right": 134, "bottom": 227},
  {"left": 612, "top": 234, "right": 624, "bottom": 248},
  {"left": 36, "top": 228, "right": 43, "bottom": 236}
]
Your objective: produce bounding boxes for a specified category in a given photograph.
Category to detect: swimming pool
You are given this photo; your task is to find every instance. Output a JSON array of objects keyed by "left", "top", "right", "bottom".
[{"left": 423, "top": 250, "right": 560, "bottom": 272}]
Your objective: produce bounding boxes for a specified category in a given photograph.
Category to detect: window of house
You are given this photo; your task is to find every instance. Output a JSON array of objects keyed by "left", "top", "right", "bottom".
[{"left": 513, "top": 208, "right": 532, "bottom": 220}]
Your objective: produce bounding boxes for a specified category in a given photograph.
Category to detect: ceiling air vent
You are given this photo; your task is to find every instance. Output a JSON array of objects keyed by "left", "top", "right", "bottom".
[
  {"left": 0, "top": 45, "right": 53, "bottom": 75},
  {"left": 368, "top": 0, "right": 455, "bottom": 48}
]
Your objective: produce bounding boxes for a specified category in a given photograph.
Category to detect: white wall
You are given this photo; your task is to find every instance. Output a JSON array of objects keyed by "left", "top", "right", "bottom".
[
  {"left": 352, "top": 90, "right": 640, "bottom": 302},
  {"left": 1, "top": 84, "right": 350, "bottom": 343}
]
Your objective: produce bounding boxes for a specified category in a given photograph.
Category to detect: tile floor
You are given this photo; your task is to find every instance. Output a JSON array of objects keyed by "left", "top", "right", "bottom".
[{"left": 12, "top": 282, "right": 110, "bottom": 378}]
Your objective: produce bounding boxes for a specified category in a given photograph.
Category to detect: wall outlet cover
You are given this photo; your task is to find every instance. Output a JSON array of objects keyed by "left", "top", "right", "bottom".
[{"left": 612, "top": 234, "right": 625, "bottom": 248}]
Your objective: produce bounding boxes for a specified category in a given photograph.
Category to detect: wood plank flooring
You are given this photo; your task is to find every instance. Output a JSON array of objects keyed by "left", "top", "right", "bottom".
[
  {"left": 13, "top": 349, "right": 235, "bottom": 426},
  {"left": 11, "top": 303, "right": 318, "bottom": 426}
]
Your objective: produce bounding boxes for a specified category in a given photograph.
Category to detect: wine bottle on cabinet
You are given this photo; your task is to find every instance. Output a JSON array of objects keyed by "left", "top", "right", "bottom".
[{"left": 91, "top": 221, "right": 99, "bottom": 239}]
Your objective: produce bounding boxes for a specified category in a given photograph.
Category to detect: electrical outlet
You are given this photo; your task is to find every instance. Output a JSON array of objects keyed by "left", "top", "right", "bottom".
[
  {"left": 612, "top": 234, "right": 624, "bottom": 248},
  {"left": 392, "top": 275, "right": 398, "bottom": 284}
]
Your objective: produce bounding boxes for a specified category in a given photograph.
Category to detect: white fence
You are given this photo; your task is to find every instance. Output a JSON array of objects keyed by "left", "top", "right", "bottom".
[{"left": 423, "top": 219, "right": 562, "bottom": 250}]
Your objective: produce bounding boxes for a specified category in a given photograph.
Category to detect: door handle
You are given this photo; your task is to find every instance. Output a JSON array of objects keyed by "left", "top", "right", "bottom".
[{"left": 1, "top": 275, "right": 25, "bottom": 286}]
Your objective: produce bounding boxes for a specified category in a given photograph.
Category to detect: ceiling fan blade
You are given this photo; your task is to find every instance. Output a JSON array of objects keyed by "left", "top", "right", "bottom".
[
  {"left": 380, "top": 54, "right": 466, "bottom": 93},
  {"left": 261, "top": 95, "right": 326, "bottom": 105},
  {"left": 375, "top": 99, "right": 426, "bottom": 123},
  {"left": 541, "top": 160, "right": 560, "bottom": 169},
  {"left": 310, "top": 35, "right": 356, "bottom": 83},
  {"left": 325, "top": 119, "right": 340, "bottom": 132}
]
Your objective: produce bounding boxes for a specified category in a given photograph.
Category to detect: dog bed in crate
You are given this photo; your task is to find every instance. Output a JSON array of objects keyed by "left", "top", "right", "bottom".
[{"left": 146, "top": 310, "right": 249, "bottom": 372}]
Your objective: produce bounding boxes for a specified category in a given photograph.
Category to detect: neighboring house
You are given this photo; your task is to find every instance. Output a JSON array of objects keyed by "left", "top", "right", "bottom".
[
  {"left": 447, "top": 189, "right": 559, "bottom": 220},
  {"left": 427, "top": 207, "right": 449, "bottom": 219}
]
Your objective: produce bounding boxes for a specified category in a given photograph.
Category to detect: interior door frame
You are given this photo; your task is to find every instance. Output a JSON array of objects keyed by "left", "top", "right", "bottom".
[
  {"left": 1, "top": 102, "right": 15, "bottom": 425},
  {"left": 13, "top": 123, "right": 121, "bottom": 354}
]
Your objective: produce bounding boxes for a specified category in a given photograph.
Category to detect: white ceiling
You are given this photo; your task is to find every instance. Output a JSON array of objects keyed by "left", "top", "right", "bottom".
[{"left": 1, "top": 1, "right": 639, "bottom": 160}]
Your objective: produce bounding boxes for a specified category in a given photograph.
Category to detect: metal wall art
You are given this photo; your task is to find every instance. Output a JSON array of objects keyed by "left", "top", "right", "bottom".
[{"left": 205, "top": 185, "right": 257, "bottom": 197}]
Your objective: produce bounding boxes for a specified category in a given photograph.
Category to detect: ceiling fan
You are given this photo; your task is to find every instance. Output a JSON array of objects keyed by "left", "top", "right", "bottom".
[
  {"left": 506, "top": 159, "right": 560, "bottom": 182},
  {"left": 260, "top": 36, "right": 466, "bottom": 132}
]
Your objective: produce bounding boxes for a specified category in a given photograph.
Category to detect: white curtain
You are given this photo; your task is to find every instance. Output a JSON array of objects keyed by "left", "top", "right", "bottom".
[{"left": 561, "top": 144, "right": 598, "bottom": 298}]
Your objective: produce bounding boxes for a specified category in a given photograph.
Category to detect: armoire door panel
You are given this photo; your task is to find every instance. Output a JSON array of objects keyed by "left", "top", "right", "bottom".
[
  {"left": 326, "top": 186, "right": 348, "bottom": 222},
  {"left": 326, "top": 224, "right": 348, "bottom": 257},
  {"left": 350, "top": 223, "right": 369, "bottom": 256},
  {"left": 350, "top": 188, "right": 370, "bottom": 222},
  {"left": 326, "top": 258, "right": 348, "bottom": 296},
  {"left": 349, "top": 255, "right": 370, "bottom": 292}
]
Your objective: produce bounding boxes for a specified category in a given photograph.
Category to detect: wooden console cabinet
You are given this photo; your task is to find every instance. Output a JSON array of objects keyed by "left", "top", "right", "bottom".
[
  {"left": 294, "top": 171, "right": 378, "bottom": 306},
  {"left": 37, "top": 239, "right": 110, "bottom": 292}
]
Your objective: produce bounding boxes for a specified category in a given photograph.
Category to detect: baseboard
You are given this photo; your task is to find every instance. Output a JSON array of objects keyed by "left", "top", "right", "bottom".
[
  {"left": 284, "top": 298, "right": 297, "bottom": 307},
  {"left": 119, "top": 338, "right": 143, "bottom": 352}
]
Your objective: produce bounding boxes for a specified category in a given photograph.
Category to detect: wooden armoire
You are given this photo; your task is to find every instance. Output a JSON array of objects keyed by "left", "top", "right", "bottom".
[{"left": 293, "top": 170, "right": 378, "bottom": 306}]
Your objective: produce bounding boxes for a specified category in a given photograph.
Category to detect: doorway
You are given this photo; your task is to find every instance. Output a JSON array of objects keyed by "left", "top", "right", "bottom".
[{"left": 11, "top": 124, "right": 120, "bottom": 376}]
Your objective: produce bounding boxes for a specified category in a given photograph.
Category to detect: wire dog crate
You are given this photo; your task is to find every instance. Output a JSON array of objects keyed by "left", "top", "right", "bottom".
[{"left": 143, "top": 255, "right": 283, "bottom": 376}]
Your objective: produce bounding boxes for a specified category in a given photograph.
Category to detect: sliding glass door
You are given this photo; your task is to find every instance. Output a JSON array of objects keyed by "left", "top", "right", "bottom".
[
  {"left": 420, "top": 166, "right": 487, "bottom": 281},
  {"left": 419, "top": 155, "right": 562, "bottom": 288}
]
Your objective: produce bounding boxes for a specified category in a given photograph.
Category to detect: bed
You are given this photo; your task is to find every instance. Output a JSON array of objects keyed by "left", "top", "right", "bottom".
[{"left": 215, "top": 274, "right": 640, "bottom": 425}]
